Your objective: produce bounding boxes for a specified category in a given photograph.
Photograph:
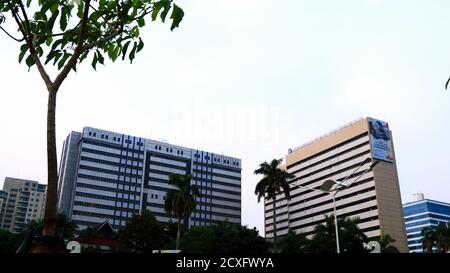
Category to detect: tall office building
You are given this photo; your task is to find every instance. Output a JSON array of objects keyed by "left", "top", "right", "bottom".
[
  {"left": 403, "top": 195, "right": 450, "bottom": 253},
  {"left": 57, "top": 127, "right": 242, "bottom": 231},
  {"left": 0, "top": 177, "right": 47, "bottom": 232},
  {"left": 265, "top": 117, "right": 408, "bottom": 252}
]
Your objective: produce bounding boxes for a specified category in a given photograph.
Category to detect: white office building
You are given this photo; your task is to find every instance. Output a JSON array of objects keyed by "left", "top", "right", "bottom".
[{"left": 57, "top": 127, "right": 242, "bottom": 231}]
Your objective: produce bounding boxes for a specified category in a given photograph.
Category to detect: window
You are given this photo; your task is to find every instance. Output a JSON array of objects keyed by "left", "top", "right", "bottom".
[
  {"left": 118, "top": 138, "right": 121, "bottom": 142},
  {"left": 166, "top": 148, "right": 169, "bottom": 152},
  {"left": 89, "top": 132, "right": 92, "bottom": 136},
  {"left": 93, "top": 132, "right": 96, "bottom": 137},
  {"left": 155, "top": 145, "right": 158, "bottom": 150},
  {"left": 170, "top": 148, "right": 173, "bottom": 153},
  {"left": 113, "top": 137, "right": 116, "bottom": 141},
  {"left": 106, "top": 135, "right": 109, "bottom": 140},
  {"left": 181, "top": 151, "right": 183, "bottom": 155},
  {"left": 101, "top": 134, "right": 104, "bottom": 138}
]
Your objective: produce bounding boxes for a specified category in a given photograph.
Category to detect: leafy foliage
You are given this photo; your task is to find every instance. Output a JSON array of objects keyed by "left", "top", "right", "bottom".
[
  {"left": 421, "top": 224, "right": 450, "bottom": 253},
  {"left": 0, "top": 0, "right": 184, "bottom": 72},
  {"left": 254, "top": 158, "right": 294, "bottom": 253},
  {"left": 179, "top": 222, "right": 269, "bottom": 254},
  {"left": 0, "top": 229, "right": 26, "bottom": 253},
  {"left": 117, "top": 210, "right": 167, "bottom": 253},
  {"left": 279, "top": 229, "right": 310, "bottom": 253},
  {"left": 377, "top": 230, "right": 399, "bottom": 253},
  {"left": 309, "top": 215, "right": 369, "bottom": 253},
  {"left": 164, "top": 174, "right": 200, "bottom": 220}
]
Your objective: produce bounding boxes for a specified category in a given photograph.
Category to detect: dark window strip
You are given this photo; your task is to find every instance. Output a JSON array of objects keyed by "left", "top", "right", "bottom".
[
  {"left": 149, "top": 173, "right": 241, "bottom": 190},
  {"left": 193, "top": 161, "right": 242, "bottom": 173},
  {"left": 265, "top": 183, "right": 376, "bottom": 217},
  {"left": 268, "top": 195, "right": 377, "bottom": 226},
  {"left": 193, "top": 169, "right": 241, "bottom": 181},
  {"left": 81, "top": 147, "right": 143, "bottom": 162},
  {"left": 75, "top": 191, "right": 140, "bottom": 205},
  {"left": 148, "top": 160, "right": 187, "bottom": 171},
  {"left": 148, "top": 152, "right": 191, "bottom": 163},
  {"left": 290, "top": 149, "right": 371, "bottom": 181},
  {"left": 147, "top": 200, "right": 240, "bottom": 213},
  {"left": 74, "top": 201, "right": 138, "bottom": 213},
  {"left": 146, "top": 185, "right": 241, "bottom": 203},
  {"left": 289, "top": 141, "right": 370, "bottom": 176},
  {"left": 83, "top": 139, "right": 144, "bottom": 154},
  {"left": 80, "top": 156, "right": 142, "bottom": 170},
  {"left": 77, "top": 173, "right": 142, "bottom": 187},
  {"left": 267, "top": 206, "right": 379, "bottom": 233},
  {"left": 266, "top": 172, "right": 374, "bottom": 207},
  {"left": 79, "top": 164, "right": 142, "bottom": 179},
  {"left": 287, "top": 132, "right": 369, "bottom": 169},
  {"left": 76, "top": 182, "right": 140, "bottom": 195}
]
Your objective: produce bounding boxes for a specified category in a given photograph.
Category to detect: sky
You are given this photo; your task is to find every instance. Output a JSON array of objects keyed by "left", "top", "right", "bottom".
[{"left": 1, "top": 0, "right": 450, "bottom": 235}]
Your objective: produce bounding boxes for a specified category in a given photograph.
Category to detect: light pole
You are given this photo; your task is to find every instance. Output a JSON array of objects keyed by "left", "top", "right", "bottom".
[{"left": 290, "top": 158, "right": 379, "bottom": 253}]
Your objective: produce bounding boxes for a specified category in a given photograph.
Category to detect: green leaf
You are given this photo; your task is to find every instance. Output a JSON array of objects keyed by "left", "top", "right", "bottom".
[
  {"left": 160, "top": 1, "right": 171, "bottom": 23},
  {"left": 137, "top": 17, "right": 145, "bottom": 27},
  {"left": 19, "top": 44, "right": 29, "bottom": 63},
  {"left": 60, "top": 7, "right": 68, "bottom": 31},
  {"left": 58, "top": 53, "right": 71, "bottom": 70},
  {"left": 91, "top": 52, "right": 98, "bottom": 70},
  {"left": 129, "top": 42, "right": 137, "bottom": 64},
  {"left": 25, "top": 55, "right": 35, "bottom": 68},
  {"left": 170, "top": 4, "right": 184, "bottom": 31},
  {"left": 136, "top": 38, "right": 144, "bottom": 53},
  {"left": 152, "top": 0, "right": 167, "bottom": 21},
  {"left": 121, "top": 41, "right": 131, "bottom": 60}
]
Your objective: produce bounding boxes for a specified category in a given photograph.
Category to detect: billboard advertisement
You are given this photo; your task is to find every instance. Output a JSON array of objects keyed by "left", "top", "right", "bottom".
[{"left": 368, "top": 118, "right": 395, "bottom": 163}]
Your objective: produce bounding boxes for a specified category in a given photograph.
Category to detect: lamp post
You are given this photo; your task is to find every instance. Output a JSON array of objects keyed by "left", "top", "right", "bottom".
[{"left": 290, "top": 158, "right": 379, "bottom": 253}]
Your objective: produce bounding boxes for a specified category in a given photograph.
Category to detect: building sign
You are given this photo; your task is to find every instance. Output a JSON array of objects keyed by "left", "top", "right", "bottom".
[{"left": 368, "top": 118, "right": 395, "bottom": 163}]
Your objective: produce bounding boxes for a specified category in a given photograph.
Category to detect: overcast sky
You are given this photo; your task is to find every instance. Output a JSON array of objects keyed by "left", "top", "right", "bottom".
[{"left": 1, "top": 0, "right": 449, "bottom": 235}]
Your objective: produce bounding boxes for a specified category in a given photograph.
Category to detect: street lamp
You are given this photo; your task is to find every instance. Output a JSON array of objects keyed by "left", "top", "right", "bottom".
[{"left": 290, "top": 158, "right": 379, "bottom": 253}]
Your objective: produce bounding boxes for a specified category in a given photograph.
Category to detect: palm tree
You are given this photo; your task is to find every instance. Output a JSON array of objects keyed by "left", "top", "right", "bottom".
[
  {"left": 422, "top": 224, "right": 450, "bottom": 253},
  {"left": 254, "top": 158, "right": 294, "bottom": 253},
  {"left": 164, "top": 174, "right": 200, "bottom": 251},
  {"left": 309, "top": 215, "right": 368, "bottom": 253},
  {"left": 378, "top": 230, "right": 399, "bottom": 253}
]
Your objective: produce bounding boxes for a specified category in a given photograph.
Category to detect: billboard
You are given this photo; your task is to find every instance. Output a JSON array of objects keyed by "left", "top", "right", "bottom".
[{"left": 368, "top": 118, "right": 395, "bottom": 163}]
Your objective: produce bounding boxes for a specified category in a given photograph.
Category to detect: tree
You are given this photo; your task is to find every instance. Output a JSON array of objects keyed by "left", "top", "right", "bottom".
[
  {"left": 279, "top": 229, "right": 310, "bottom": 253},
  {"left": 421, "top": 224, "right": 450, "bottom": 253},
  {"left": 309, "top": 215, "right": 368, "bottom": 253},
  {"left": 0, "top": 229, "right": 26, "bottom": 253},
  {"left": 117, "top": 210, "right": 166, "bottom": 253},
  {"left": 0, "top": 0, "right": 184, "bottom": 252},
  {"left": 164, "top": 174, "right": 200, "bottom": 251},
  {"left": 254, "top": 158, "right": 294, "bottom": 253},
  {"left": 377, "top": 230, "right": 399, "bottom": 253},
  {"left": 179, "top": 221, "right": 269, "bottom": 254}
]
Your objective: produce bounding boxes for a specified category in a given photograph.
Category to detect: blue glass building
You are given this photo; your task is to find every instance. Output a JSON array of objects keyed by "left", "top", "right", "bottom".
[{"left": 403, "top": 198, "right": 450, "bottom": 253}]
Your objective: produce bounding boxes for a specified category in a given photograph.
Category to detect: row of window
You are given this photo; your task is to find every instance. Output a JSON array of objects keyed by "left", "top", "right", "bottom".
[
  {"left": 87, "top": 131, "right": 145, "bottom": 147},
  {"left": 194, "top": 153, "right": 239, "bottom": 166},
  {"left": 154, "top": 145, "right": 185, "bottom": 156}
]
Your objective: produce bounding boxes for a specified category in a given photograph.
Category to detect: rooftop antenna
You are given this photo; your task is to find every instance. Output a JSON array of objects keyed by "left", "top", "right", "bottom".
[{"left": 413, "top": 193, "right": 425, "bottom": 201}]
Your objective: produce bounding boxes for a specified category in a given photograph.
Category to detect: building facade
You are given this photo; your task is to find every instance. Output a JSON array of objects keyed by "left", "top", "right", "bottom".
[
  {"left": 57, "top": 127, "right": 242, "bottom": 231},
  {"left": 403, "top": 196, "right": 450, "bottom": 253},
  {"left": 265, "top": 117, "right": 409, "bottom": 252},
  {"left": 0, "top": 177, "right": 47, "bottom": 232}
]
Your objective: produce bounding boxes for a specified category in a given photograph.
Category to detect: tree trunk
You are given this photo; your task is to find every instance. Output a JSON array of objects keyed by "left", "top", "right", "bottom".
[
  {"left": 42, "top": 89, "right": 58, "bottom": 237},
  {"left": 176, "top": 216, "right": 182, "bottom": 251},
  {"left": 272, "top": 198, "right": 277, "bottom": 253}
]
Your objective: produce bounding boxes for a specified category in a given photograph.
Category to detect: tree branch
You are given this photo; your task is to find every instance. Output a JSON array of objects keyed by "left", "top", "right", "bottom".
[
  {"left": 6, "top": 0, "right": 53, "bottom": 90},
  {"left": 82, "top": 29, "right": 121, "bottom": 51},
  {"left": 53, "top": 0, "right": 92, "bottom": 91},
  {"left": 0, "top": 25, "right": 25, "bottom": 42}
]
